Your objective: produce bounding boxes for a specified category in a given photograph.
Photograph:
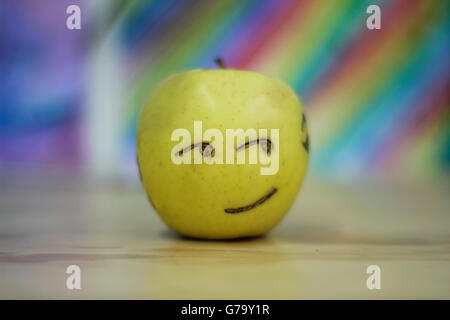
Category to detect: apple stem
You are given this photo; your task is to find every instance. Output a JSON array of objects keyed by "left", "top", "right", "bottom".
[{"left": 215, "top": 58, "right": 226, "bottom": 69}]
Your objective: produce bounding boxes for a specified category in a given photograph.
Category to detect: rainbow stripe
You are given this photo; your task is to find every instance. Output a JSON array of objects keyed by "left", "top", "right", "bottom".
[{"left": 117, "top": 0, "right": 450, "bottom": 178}]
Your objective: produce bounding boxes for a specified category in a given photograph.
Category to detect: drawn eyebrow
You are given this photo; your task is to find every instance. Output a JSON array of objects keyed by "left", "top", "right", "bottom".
[
  {"left": 176, "top": 142, "right": 214, "bottom": 157},
  {"left": 302, "top": 135, "right": 309, "bottom": 153},
  {"left": 302, "top": 113, "right": 307, "bottom": 131},
  {"left": 236, "top": 138, "right": 272, "bottom": 154},
  {"left": 301, "top": 113, "right": 310, "bottom": 153},
  {"left": 225, "top": 187, "right": 278, "bottom": 214}
]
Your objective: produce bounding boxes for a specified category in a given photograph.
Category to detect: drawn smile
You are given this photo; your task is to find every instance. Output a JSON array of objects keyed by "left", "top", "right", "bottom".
[{"left": 224, "top": 187, "right": 278, "bottom": 214}]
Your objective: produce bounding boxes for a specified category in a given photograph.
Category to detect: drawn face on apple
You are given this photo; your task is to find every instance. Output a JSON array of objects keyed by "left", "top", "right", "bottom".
[{"left": 137, "top": 69, "right": 309, "bottom": 239}]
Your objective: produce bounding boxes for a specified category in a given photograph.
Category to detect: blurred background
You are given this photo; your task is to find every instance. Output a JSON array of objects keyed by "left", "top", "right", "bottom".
[
  {"left": 0, "top": 0, "right": 449, "bottom": 182},
  {"left": 1, "top": 0, "right": 450, "bottom": 300}
]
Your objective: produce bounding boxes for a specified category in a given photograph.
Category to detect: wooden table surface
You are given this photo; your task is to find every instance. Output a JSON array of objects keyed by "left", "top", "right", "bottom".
[{"left": 1, "top": 173, "right": 449, "bottom": 299}]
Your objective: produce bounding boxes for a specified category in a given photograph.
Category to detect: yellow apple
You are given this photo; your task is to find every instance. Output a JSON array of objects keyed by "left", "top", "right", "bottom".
[{"left": 137, "top": 69, "right": 309, "bottom": 239}]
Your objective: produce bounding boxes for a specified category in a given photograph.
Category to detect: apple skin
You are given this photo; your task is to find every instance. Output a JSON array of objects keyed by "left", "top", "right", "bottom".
[{"left": 137, "top": 69, "right": 309, "bottom": 239}]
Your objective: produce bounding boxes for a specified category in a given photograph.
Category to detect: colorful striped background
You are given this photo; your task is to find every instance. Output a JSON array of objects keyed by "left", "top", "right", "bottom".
[{"left": 0, "top": 0, "right": 449, "bottom": 179}]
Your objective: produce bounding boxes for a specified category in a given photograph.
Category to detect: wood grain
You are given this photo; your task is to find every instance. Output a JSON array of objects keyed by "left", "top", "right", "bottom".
[{"left": 0, "top": 174, "right": 449, "bottom": 299}]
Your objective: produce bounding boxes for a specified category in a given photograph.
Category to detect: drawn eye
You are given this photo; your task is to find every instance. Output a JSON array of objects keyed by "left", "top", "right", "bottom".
[
  {"left": 259, "top": 139, "right": 272, "bottom": 155},
  {"left": 301, "top": 113, "right": 310, "bottom": 153},
  {"left": 177, "top": 142, "right": 215, "bottom": 158},
  {"left": 236, "top": 138, "right": 272, "bottom": 155},
  {"left": 200, "top": 142, "right": 215, "bottom": 157}
]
